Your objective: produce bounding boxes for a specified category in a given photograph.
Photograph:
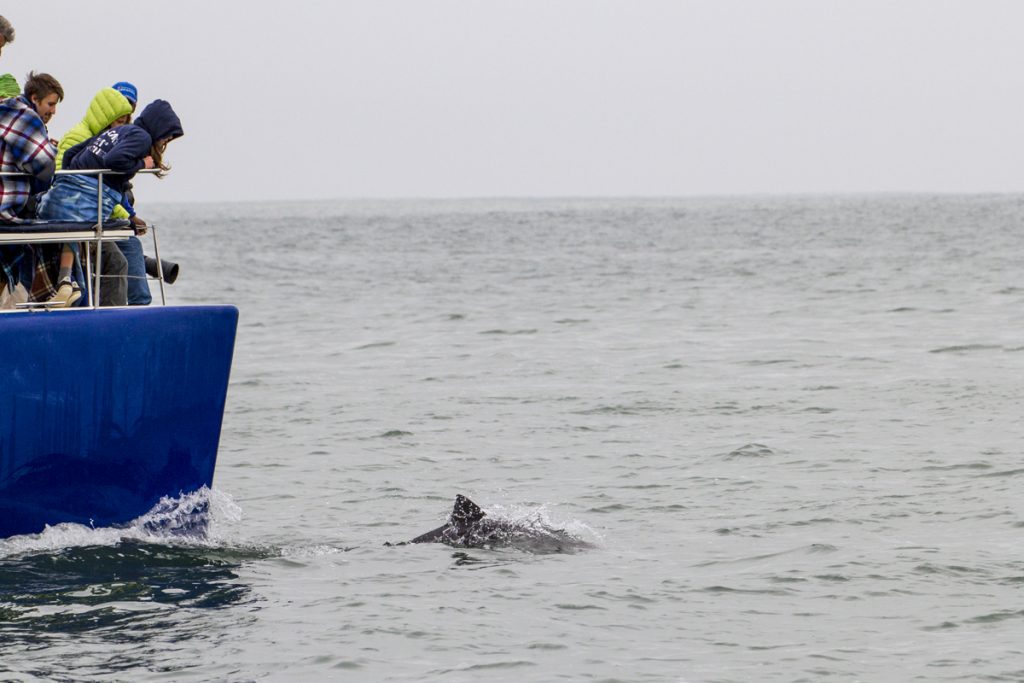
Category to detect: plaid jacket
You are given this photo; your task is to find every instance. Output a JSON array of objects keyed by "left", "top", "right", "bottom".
[{"left": 0, "top": 96, "right": 56, "bottom": 223}]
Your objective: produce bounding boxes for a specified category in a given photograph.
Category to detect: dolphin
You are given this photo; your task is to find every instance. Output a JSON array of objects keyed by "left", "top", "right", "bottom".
[{"left": 402, "top": 494, "right": 595, "bottom": 554}]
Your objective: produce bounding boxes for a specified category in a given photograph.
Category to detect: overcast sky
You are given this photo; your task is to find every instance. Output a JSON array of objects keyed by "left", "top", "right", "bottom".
[{"left": 5, "top": 2, "right": 1024, "bottom": 203}]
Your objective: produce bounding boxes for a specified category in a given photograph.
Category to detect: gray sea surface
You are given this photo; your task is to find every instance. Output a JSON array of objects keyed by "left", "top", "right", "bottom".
[{"left": 2, "top": 195, "right": 1024, "bottom": 682}]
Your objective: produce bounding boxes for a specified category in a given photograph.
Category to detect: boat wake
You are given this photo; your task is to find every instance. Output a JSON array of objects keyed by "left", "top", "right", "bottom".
[
  {"left": 0, "top": 487, "right": 243, "bottom": 559},
  {"left": 0, "top": 488, "right": 268, "bottom": 628}
]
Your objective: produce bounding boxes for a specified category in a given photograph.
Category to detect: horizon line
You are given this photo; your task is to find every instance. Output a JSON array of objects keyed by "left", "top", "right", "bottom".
[{"left": 145, "top": 189, "right": 1024, "bottom": 206}]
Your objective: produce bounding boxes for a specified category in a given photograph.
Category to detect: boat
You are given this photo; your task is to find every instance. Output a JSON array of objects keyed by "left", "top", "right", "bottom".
[{"left": 0, "top": 169, "right": 237, "bottom": 538}]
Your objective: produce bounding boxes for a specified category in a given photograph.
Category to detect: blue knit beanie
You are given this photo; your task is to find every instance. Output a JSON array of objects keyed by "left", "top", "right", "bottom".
[{"left": 112, "top": 81, "right": 138, "bottom": 104}]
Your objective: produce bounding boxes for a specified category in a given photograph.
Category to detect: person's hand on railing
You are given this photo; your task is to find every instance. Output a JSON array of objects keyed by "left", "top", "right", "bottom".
[
  {"left": 130, "top": 214, "right": 148, "bottom": 235},
  {"left": 143, "top": 156, "right": 155, "bottom": 170}
]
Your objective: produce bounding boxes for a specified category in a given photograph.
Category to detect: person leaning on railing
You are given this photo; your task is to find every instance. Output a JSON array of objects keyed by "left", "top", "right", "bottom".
[
  {"left": 52, "top": 84, "right": 136, "bottom": 306},
  {"left": 0, "top": 71, "right": 60, "bottom": 305},
  {"left": 36, "top": 99, "right": 183, "bottom": 307}
]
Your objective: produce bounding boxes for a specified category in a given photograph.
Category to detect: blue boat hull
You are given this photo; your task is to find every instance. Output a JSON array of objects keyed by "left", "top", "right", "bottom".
[{"left": 0, "top": 306, "right": 238, "bottom": 538}]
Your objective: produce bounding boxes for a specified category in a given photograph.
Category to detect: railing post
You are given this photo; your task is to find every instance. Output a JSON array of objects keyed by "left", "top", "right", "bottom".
[
  {"left": 93, "top": 171, "right": 104, "bottom": 308},
  {"left": 150, "top": 224, "right": 167, "bottom": 305},
  {"left": 83, "top": 241, "right": 93, "bottom": 305}
]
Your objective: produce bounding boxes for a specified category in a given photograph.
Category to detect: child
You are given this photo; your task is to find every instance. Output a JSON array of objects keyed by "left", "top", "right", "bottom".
[
  {"left": 39, "top": 99, "right": 183, "bottom": 307},
  {"left": 45, "top": 85, "right": 135, "bottom": 305}
]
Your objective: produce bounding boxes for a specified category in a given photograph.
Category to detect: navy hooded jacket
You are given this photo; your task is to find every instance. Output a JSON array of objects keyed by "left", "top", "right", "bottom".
[{"left": 62, "top": 99, "right": 183, "bottom": 197}]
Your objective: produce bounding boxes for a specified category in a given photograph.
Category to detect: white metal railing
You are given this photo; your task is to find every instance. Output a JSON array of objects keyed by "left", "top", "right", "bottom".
[{"left": 0, "top": 168, "right": 167, "bottom": 308}]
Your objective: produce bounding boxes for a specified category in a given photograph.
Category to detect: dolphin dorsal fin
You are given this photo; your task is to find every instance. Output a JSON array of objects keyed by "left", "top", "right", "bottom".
[{"left": 451, "top": 494, "right": 486, "bottom": 526}]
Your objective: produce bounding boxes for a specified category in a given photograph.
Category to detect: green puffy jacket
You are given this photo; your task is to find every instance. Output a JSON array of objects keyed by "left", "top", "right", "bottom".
[
  {"left": 56, "top": 88, "right": 135, "bottom": 219},
  {"left": 0, "top": 73, "right": 19, "bottom": 99}
]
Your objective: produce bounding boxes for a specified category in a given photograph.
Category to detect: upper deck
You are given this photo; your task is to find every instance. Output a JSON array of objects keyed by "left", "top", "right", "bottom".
[{"left": 0, "top": 168, "right": 171, "bottom": 308}]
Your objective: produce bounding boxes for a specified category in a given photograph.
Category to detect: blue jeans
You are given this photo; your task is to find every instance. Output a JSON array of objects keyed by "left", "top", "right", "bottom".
[
  {"left": 38, "top": 174, "right": 123, "bottom": 222},
  {"left": 37, "top": 175, "right": 124, "bottom": 305},
  {"left": 117, "top": 236, "right": 152, "bottom": 305}
]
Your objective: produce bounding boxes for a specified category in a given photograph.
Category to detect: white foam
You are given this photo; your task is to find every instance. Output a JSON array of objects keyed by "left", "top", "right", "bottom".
[
  {"left": 0, "top": 486, "right": 244, "bottom": 559},
  {"left": 485, "top": 501, "right": 605, "bottom": 546}
]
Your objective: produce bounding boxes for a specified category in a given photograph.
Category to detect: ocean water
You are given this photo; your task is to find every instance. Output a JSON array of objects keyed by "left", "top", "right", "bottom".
[{"left": 2, "top": 195, "right": 1024, "bottom": 682}]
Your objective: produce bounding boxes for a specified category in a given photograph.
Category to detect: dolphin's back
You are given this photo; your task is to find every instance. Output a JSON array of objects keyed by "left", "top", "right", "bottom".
[
  {"left": 404, "top": 495, "right": 596, "bottom": 554},
  {"left": 409, "top": 495, "right": 486, "bottom": 544},
  {"left": 409, "top": 524, "right": 449, "bottom": 544}
]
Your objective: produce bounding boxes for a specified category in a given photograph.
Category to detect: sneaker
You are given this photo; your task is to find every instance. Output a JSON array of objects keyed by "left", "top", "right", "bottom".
[{"left": 48, "top": 277, "right": 82, "bottom": 308}]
